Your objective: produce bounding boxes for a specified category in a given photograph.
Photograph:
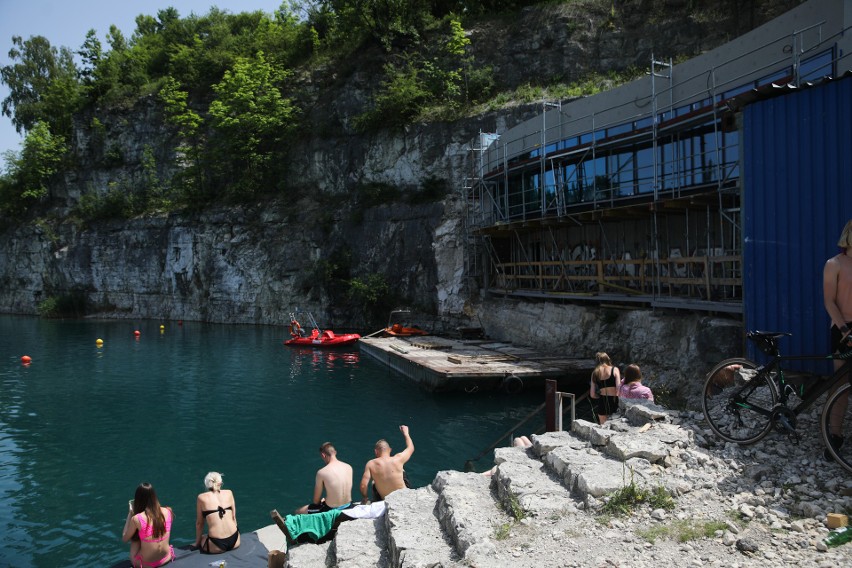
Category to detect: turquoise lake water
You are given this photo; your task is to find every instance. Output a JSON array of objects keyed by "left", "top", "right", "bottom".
[{"left": 0, "top": 316, "right": 553, "bottom": 567}]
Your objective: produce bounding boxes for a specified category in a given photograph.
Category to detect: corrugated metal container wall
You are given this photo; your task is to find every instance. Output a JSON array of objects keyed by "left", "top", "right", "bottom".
[{"left": 742, "top": 75, "right": 852, "bottom": 372}]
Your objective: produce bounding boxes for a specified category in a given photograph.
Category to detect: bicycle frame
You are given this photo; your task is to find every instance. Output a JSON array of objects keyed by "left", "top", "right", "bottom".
[{"left": 735, "top": 351, "right": 851, "bottom": 423}]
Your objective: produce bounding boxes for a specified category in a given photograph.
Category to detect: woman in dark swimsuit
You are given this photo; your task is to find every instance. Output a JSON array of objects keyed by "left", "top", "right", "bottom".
[
  {"left": 195, "top": 471, "right": 241, "bottom": 554},
  {"left": 589, "top": 352, "right": 621, "bottom": 424}
]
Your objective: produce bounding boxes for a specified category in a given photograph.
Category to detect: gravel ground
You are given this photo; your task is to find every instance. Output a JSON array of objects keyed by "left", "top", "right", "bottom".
[{"left": 491, "top": 403, "right": 852, "bottom": 567}]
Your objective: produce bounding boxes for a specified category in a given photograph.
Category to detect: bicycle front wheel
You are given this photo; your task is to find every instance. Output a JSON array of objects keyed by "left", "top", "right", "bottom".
[
  {"left": 821, "top": 382, "right": 852, "bottom": 473},
  {"left": 702, "top": 357, "right": 778, "bottom": 444}
]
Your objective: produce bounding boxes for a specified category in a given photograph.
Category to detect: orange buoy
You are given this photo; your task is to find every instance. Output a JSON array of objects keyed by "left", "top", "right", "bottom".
[
  {"left": 134, "top": 330, "right": 141, "bottom": 337},
  {"left": 178, "top": 320, "right": 183, "bottom": 326},
  {"left": 21, "top": 355, "right": 32, "bottom": 364}
]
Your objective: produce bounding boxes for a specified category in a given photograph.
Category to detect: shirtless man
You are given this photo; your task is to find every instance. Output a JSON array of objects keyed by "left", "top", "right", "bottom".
[
  {"left": 295, "top": 442, "right": 353, "bottom": 514},
  {"left": 823, "top": 219, "right": 852, "bottom": 461},
  {"left": 360, "top": 425, "right": 414, "bottom": 503}
]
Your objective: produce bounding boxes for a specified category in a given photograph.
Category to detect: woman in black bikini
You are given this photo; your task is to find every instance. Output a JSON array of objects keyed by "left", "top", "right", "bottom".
[
  {"left": 589, "top": 352, "right": 621, "bottom": 424},
  {"left": 194, "top": 471, "right": 241, "bottom": 554}
]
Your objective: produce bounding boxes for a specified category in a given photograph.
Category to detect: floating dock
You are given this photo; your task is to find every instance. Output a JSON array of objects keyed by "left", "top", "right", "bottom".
[{"left": 359, "top": 336, "right": 593, "bottom": 393}]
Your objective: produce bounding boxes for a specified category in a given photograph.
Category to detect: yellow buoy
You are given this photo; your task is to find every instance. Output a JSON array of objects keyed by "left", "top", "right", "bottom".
[{"left": 96, "top": 338, "right": 104, "bottom": 347}]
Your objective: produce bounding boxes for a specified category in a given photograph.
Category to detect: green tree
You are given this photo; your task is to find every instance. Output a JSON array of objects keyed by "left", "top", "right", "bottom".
[
  {"left": 0, "top": 122, "right": 66, "bottom": 213},
  {"left": 159, "top": 76, "right": 204, "bottom": 196},
  {"left": 208, "top": 51, "right": 297, "bottom": 193},
  {"left": 0, "top": 35, "right": 81, "bottom": 138},
  {"left": 77, "top": 29, "right": 103, "bottom": 87},
  {"left": 316, "top": 0, "right": 433, "bottom": 52},
  {"left": 357, "top": 58, "right": 429, "bottom": 129},
  {"left": 91, "top": 25, "right": 150, "bottom": 105}
]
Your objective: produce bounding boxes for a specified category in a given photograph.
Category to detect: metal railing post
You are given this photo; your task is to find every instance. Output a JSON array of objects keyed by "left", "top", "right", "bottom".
[
  {"left": 545, "top": 379, "right": 557, "bottom": 431},
  {"left": 556, "top": 392, "right": 576, "bottom": 431}
]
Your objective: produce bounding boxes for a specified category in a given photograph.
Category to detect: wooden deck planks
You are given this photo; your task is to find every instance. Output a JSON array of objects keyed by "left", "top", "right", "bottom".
[{"left": 359, "top": 336, "right": 593, "bottom": 392}]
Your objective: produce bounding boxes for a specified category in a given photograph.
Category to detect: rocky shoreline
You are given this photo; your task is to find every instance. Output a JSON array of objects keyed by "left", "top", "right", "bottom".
[{"left": 281, "top": 397, "right": 851, "bottom": 567}]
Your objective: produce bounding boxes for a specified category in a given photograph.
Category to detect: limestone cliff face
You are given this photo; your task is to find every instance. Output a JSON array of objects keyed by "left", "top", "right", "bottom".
[
  {"left": 0, "top": 195, "right": 456, "bottom": 329},
  {"left": 0, "top": 1, "right": 786, "bottom": 399}
]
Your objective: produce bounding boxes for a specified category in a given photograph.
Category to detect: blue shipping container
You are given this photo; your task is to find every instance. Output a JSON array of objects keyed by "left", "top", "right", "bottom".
[{"left": 742, "top": 75, "right": 852, "bottom": 372}]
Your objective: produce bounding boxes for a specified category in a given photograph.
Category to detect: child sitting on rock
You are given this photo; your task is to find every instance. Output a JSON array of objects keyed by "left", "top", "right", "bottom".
[{"left": 618, "top": 364, "right": 654, "bottom": 402}]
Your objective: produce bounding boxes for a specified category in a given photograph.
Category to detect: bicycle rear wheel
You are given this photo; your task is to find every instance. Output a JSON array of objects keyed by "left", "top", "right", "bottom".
[
  {"left": 820, "top": 382, "right": 852, "bottom": 473},
  {"left": 702, "top": 357, "right": 778, "bottom": 444}
]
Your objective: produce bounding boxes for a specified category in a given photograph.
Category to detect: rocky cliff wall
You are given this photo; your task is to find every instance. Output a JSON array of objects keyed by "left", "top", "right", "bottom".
[
  {"left": 0, "top": 1, "right": 782, "bottom": 405},
  {"left": 0, "top": 195, "right": 461, "bottom": 330},
  {"left": 474, "top": 297, "right": 741, "bottom": 406}
]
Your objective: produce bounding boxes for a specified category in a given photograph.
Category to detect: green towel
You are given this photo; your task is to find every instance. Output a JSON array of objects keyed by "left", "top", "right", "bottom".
[{"left": 284, "top": 509, "right": 342, "bottom": 543}]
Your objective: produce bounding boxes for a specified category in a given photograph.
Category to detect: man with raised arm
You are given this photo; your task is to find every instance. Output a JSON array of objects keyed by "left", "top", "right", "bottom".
[
  {"left": 823, "top": 219, "right": 852, "bottom": 461},
  {"left": 295, "top": 442, "right": 354, "bottom": 514},
  {"left": 360, "top": 425, "right": 414, "bottom": 503}
]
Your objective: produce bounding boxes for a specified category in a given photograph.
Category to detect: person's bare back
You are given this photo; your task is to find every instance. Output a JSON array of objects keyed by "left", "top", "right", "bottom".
[
  {"left": 296, "top": 442, "right": 353, "bottom": 514},
  {"left": 360, "top": 425, "right": 414, "bottom": 502},
  {"left": 316, "top": 457, "right": 353, "bottom": 508}
]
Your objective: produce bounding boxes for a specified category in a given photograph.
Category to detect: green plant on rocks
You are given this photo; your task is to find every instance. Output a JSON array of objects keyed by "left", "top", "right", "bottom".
[
  {"left": 637, "top": 518, "right": 728, "bottom": 544},
  {"left": 602, "top": 467, "right": 675, "bottom": 516},
  {"left": 648, "top": 485, "right": 676, "bottom": 510},
  {"left": 493, "top": 522, "right": 512, "bottom": 540},
  {"left": 505, "top": 490, "right": 526, "bottom": 521}
]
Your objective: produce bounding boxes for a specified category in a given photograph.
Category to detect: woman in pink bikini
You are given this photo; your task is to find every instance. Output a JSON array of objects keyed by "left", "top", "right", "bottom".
[{"left": 122, "top": 482, "right": 175, "bottom": 568}]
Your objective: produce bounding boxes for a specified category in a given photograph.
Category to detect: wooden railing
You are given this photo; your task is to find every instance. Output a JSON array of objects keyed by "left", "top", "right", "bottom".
[{"left": 491, "top": 254, "right": 741, "bottom": 302}]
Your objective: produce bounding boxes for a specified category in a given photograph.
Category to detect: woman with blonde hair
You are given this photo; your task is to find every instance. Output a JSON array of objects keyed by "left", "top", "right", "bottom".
[
  {"left": 589, "top": 352, "right": 620, "bottom": 424},
  {"left": 195, "top": 471, "right": 240, "bottom": 554}
]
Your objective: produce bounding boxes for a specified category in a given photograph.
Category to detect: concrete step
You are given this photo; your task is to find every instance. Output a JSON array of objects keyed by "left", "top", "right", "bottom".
[
  {"left": 535, "top": 428, "right": 655, "bottom": 500},
  {"left": 282, "top": 403, "right": 694, "bottom": 567},
  {"left": 530, "top": 412, "right": 694, "bottom": 505},
  {"left": 385, "top": 486, "right": 462, "bottom": 568},
  {"left": 492, "top": 445, "right": 578, "bottom": 518},
  {"left": 431, "top": 470, "right": 510, "bottom": 567},
  {"left": 334, "top": 516, "right": 389, "bottom": 568},
  {"left": 286, "top": 540, "right": 331, "bottom": 568}
]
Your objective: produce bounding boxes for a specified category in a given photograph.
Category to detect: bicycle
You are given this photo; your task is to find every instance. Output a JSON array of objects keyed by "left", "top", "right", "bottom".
[{"left": 702, "top": 330, "right": 852, "bottom": 473}]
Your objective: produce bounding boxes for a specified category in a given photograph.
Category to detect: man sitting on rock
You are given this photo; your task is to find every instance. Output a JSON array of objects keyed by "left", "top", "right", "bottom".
[
  {"left": 359, "top": 425, "right": 414, "bottom": 503},
  {"left": 295, "top": 442, "right": 354, "bottom": 514}
]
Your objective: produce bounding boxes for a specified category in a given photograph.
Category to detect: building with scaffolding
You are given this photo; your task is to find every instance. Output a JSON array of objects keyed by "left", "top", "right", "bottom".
[{"left": 464, "top": 0, "right": 851, "bottom": 349}]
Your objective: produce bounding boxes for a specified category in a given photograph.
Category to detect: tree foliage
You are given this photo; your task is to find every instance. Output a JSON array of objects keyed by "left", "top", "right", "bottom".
[
  {"left": 208, "top": 51, "right": 297, "bottom": 194},
  {"left": 0, "top": 122, "right": 66, "bottom": 213},
  {"left": 1, "top": 35, "right": 81, "bottom": 138},
  {"left": 0, "top": 0, "right": 511, "bottom": 216},
  {"left": 355, "top": 17, "right": 492, "bottom": 129}
]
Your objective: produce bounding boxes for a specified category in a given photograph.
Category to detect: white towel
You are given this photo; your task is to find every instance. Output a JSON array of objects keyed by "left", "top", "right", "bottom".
[{"left": 341, "top": 501, "right": 387, "bottom": 519}]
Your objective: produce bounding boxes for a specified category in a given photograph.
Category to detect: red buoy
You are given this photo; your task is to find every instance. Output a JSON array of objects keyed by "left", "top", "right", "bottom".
[
  {"left": 134, "top": 330, "right": 141, "bottom": 337},
  {"left": 21, "top": 355, "right": 32, "bottom": 364}
]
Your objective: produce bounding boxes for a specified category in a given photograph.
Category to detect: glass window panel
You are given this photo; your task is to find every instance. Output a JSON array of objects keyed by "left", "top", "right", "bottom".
[
  {"left": 660, "top": 141, "right": 676, "bottom": 190},
  {"left": 636, "top": 147, "right": 654, "bottom": 194},
  {"left": 800, "top": 48, "right": 834, "bottom": 82},
  {"left": 722, "top": 130, "right": 739, "bottom": 180},
  {"left": 702, "top": 131, "right": 718, "bottom": 183},
  {"left": 563, "top": 164, "right": 582, "bottom": 204},
  {"left": 635, "top": 117, "right": 653, "bottom": 129},
  {"left": 757, "top": 68, "right": 791, "bottom": 87},
  {"left": 607, "top": 123, "right": 631, "bottom": 137},
  {"left": 722, "top": 83, "right": 752, "bottom": 99}
]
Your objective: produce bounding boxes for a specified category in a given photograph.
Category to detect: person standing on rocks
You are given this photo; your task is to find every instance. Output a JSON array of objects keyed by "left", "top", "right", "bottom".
[
  {"left": 618, "top": 364, "right": 654, "bottom": 402},
  {"left": 590, "top": 352, "right": 620, "bottom": 424},
  {"left": 823, "top": 218, "right": 852, "bottom": 460},
  {"left": 359, "top": 425, "right": 414, "bottom": 503},
  {"left": 295, "top": 442, "right": 354, "bottom": 514}
]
